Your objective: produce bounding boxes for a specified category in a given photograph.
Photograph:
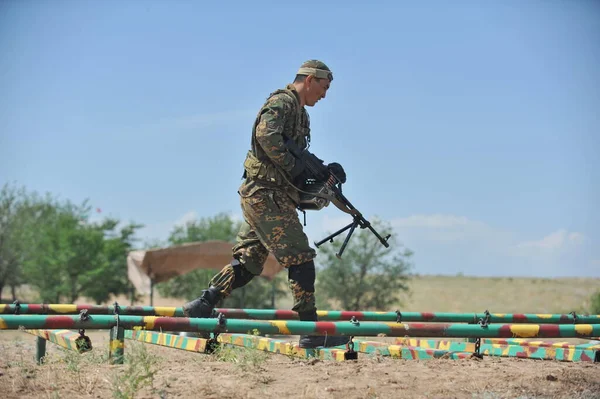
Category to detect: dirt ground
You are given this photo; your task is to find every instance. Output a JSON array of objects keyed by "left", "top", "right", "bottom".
[{"left": 0, "top": 331, "right": 598, "bottom": 399}]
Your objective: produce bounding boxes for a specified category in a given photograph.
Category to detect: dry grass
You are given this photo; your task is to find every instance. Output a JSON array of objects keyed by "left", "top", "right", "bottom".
[{"left": 400, "top": 275, "right": 600, "bottom": 314}]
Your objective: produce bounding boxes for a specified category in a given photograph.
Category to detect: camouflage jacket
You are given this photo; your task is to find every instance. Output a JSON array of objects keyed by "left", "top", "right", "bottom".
[{"left": 239, "top": 84, "right": 310, "bottom": 204}]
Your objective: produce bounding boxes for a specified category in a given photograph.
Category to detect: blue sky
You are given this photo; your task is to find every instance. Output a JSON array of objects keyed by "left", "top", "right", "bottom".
[{"left": 1, "top": 1, "right": 598, "bottom": 278}]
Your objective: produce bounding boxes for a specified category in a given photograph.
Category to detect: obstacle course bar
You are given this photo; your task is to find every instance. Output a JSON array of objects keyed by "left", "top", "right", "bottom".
[
  {"left": 25, "top": 329, "right": 92, "bottom": 353},
  {"left": 2, "top": 303, "right": 599, "bottom": 324},
  {"left": 123, "top": 330, "right": 473, "bottom": 361},
  {"left": 25, "top": 328, "right": 598, "bottom": 363},
  {"left": 360, "top": 338, "right": 600, "bottom": 362},
  {"left": 124, "top": 330, "right": 352, "bottom": 361},
  {"left": 482, "top": 338, "right": 600, "bottom": 350},
  {"left": 2, "top": 315, "right": 599, "bottom": 338},
  {"left": 125, "top": 330, "right": 213, "bottom": 354}
]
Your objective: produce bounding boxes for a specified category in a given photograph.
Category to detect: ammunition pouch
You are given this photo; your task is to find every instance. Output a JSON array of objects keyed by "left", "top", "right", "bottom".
[{"left": 243, "top": 151, "right": 283, "bottom": 185}]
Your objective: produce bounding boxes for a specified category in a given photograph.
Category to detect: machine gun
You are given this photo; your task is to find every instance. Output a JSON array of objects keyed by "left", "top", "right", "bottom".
[{"left": 283, "top": 136, "right": 391, "bottom": 258}]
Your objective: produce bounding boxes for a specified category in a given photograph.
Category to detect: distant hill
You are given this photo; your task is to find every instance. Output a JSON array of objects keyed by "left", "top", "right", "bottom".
[{"left": 400, "top": 275, "right": 599, "bottom": 314}]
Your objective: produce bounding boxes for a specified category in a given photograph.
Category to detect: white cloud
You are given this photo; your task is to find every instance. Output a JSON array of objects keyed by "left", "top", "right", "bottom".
[
  {"left": 135, "top": 210, "right": 201, "bottom": 247},
  {"left": 173, "top": 211, "right": 198, "bottom": 227},
  {"left": 514, "top": 229, "right": 586, "bottom": 252},
  {"left": 504, "top": 230, "right": 590, "bottom": 276},
  {"left": 390, "top": 213, "right": 502, "bottom": 244},
  {"left": 317, "top": 212, "right": 596, "bottom": 277},
  {"left": 392, "top": 214, "right": 472, "bottom": 229}
]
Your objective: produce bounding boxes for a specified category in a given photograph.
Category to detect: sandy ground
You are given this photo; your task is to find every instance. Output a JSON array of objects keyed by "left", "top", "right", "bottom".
[{"left": 0, "top": 331, "right": 599, "bottom": 399}]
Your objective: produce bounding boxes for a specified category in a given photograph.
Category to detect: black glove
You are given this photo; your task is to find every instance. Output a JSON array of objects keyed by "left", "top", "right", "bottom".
[{"left": 327, "top": 162, "right": 346, "bottom": 183}]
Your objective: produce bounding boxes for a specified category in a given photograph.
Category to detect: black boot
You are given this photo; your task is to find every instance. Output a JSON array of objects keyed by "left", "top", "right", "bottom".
[
  {"left": 182, "top": 286, "right": 222, "bottom": 319},
  {"left": 297, "top": 311, "right": 350, "bottom": 349}
]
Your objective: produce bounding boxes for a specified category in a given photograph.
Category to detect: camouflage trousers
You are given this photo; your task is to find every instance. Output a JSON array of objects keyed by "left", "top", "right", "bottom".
[{"left": 209, "top": 188, "right": 317, "bottom": 313}]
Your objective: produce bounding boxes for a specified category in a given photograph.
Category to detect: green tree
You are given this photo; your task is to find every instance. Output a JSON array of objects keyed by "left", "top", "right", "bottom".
[
  {"left": 156, "top": 213, "right": 286, "bottom": 308},
  {"left": 0, "top": 185, "right": 67, "bottom": 302},
  {"left": 20, "top": 197, "right": 142, "bottom": 303},
  {"left": 1, "top": 184, "right": 143, "bottom": 304},
  {"left": 82, "top": 219, "right": 143, "bottom": 304},
  {"left": 315, "top": 218, "right": 412, "bottom": 311},
  {"left": 0, "top": 183, "right": 29, "bottom": 302}
]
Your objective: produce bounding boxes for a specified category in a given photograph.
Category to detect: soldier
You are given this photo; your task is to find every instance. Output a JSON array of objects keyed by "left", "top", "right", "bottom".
[{"left": 183, "top": 60, "right": 348, "bottom": 348}]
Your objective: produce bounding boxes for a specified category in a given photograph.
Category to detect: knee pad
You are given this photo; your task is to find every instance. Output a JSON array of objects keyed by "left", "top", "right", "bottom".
[
  {"left": 288, "top": 260, "right": 316, "bottom": 292},
  {"left": 231, "top": 259, "right": 256, "bottom": 289}
]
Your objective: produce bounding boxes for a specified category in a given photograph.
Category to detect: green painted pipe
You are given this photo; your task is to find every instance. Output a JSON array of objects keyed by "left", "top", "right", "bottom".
[
  {"left": 2, "top": 304, "right": 599, "bottom": 324},
  {"left": 1, "top": 315, "right": 599, "bottom": 338}
]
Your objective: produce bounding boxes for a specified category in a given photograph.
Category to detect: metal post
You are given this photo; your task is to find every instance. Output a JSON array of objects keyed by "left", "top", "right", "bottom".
[
  {"left": 35, "top": 336, "right": 46, "bottom": 364},
  {"left": 109, "top": 325, "right": 125, "bottom": 365}
]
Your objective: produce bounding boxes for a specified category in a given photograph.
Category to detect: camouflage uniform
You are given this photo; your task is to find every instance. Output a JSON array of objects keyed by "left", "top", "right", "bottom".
[
  {"left": 184, "top": 60, "right": 350, "bottom": 348},
  {"left": 209, "top": 80, "right": 318, "bottom": 313}
]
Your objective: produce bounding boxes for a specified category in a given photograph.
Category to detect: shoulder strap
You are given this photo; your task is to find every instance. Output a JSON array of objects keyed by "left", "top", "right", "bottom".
[{"left": 251, "top": 88, "right": 300, "bottom": 151}]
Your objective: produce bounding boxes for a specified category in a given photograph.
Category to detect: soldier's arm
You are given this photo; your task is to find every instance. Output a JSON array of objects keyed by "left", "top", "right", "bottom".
[{"left": 255, "top": 95, "right": 303, "bottom": 177}]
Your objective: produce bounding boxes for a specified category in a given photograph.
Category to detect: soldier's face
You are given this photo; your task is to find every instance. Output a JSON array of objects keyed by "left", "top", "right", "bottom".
[{"left": 305, "top": 76, "right": 331, "bottom": 107}]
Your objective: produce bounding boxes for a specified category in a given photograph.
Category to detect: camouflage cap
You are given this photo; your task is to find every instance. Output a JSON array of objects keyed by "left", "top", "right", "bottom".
[{"left": 297, "top": 59, "right": 333, "bottom": 82}]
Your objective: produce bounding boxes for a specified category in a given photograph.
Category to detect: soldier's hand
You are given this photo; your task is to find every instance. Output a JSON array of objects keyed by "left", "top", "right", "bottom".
[{"left": 327, "top": 162, "right": 346, "bottom": 184}]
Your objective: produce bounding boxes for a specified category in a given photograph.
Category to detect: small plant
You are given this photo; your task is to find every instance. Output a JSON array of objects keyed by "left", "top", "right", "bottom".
[
  {"left": 211, "top": 344, "right": 241, "bottom": 363},
  {"left": 62, "top": 349, "right": 81, "bottom": 373},
  {"left": 110, "top": 342, "right": 160, "bottom": 399},
  {"left": 210, "top": 343, "right": 268, "bottom": 369},
  {"left": 285, "top": 344, "right": 299, "bottom": 360}
]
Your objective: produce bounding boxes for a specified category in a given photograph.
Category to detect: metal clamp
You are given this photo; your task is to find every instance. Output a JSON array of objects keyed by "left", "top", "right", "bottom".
[
  {"left": 13, "top": 300, "right": 21, "bottom": 315},
  {"left": 350, "top": 316, "right": 360, "bottom": 326},
  {"left": 217, "top": 312, "right": 227, "bottom": 327},
  {"left": 472, "top": 337, "right": 483, "bottom": 359},
  {"left": 570, "top": 311, "right": 578, "bottom": 324},
  {"left": 478, "top": 310, "right": 491, "bottom": 328},
  {"left": 76, "top": 329, "right": 93, "bottom": 353},
  {"left": 344, "top": 336, "right": 358, "bottom": 360},
  {"left": 395, "top": 310, "right": 402, "bottom": 323},
  {"left": 79, "top": 309, "right": 90, "bottom": 321}
]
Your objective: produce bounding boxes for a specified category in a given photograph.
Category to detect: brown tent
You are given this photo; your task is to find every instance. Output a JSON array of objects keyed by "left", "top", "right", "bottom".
[{"left": 127, "top": 240, "right": 284, "bottom": 304}]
